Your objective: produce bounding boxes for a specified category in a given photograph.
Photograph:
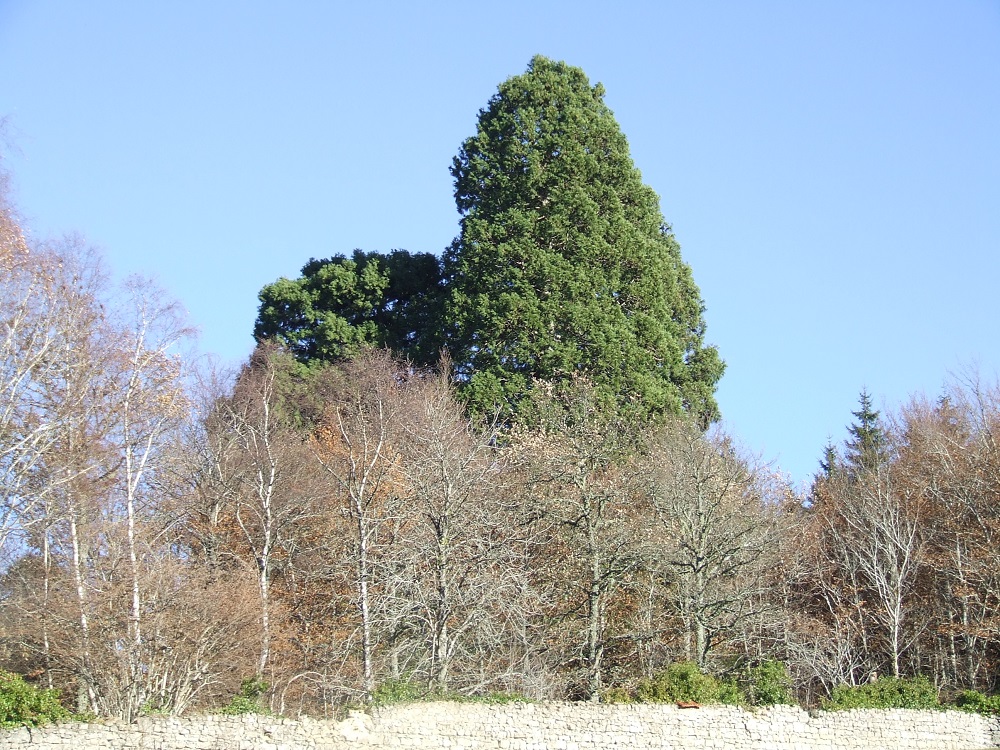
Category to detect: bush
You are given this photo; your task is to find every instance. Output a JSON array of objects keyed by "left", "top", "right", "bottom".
[
  {"left": 0, "top": 670, "right": 70, "bottom": 728},
  {"left": 955, "top": 690, "right": 1000, "bottom": 716},
  {"left": 635, "top": 662, "right": 742, "bottom": 705},
  {"left": 716, "top": 679, "right": 744, "bottom": 705},
  {"left": 823, "top": 676, "right": 939, "bottom": 710},
  {"left": 468, "top": 691, "right": 531, "bottom": 705},
  {"left": 371, "top": 678, "right": 530, "bottom": 707},
  {"left": 219, "top": 678, "right": 270, "bottom": 715},
  {"left": 600, "top": 686, "right": 634, "bottom": 704},
  {"left": 371, "top": 679, "right": 425, "bottom": 707},
  {"left": 739, "top": 660, "right": 795, "bottom": 706}
]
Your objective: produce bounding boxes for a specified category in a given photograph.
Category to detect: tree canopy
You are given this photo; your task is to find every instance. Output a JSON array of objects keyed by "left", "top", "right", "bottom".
[
  {"left": 254, "top": 250, "right": 444, "bottom": 367},
  {"left": 253, "top": 56, "right": 723, "bottom": 425}
]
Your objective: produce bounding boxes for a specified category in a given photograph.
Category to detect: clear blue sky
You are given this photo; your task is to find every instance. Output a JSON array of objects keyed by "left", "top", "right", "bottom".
[{"left": 2, "top": 1, "right": 998, "bottom": 488}]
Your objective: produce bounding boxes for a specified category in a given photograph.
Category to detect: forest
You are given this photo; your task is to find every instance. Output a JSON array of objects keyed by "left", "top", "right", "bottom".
[{"left": 1, "top": 57, "right": 998, "bottom": 721}]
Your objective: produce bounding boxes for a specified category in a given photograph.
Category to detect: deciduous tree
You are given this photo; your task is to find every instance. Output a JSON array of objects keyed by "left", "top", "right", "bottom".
[
  {"left": 311, "top": 349, "right": 409, "bottom": 700},
  {"left": 198, "top": 345, "right": 321, "bottom": 684},
  {"left": 645, "top": 420, "right": 783, "bottom": 670},
  {"left": 392, "top": 361, "right": 539, "bottom": 694},
  {"left": 515, "top": 377, "right": 648, "bottom": 699}
]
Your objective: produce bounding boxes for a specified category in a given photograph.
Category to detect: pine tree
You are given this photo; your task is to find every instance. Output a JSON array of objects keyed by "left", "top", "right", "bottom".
[{"left": 818, "top": 438, "right": 841, "bottom": 478}]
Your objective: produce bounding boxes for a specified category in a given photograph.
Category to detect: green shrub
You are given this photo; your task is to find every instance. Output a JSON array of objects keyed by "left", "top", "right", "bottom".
[
  {"left": 469, "top": 691, "right": 531, "bottom": 705},
  {"left": 370, "top": 678, "right": 529, "bottom": 707},
  {"left": 600, "top": 686, "right": 634, "bottom": 704},
  {"left": 715, "top": 678, "right": 745, "bottom": 705},
  {"left": 955, "top": 690, "right": 1000, "bottom": 716},
  {"left": 739, "top": 660, "right": 795, "bottom": 706},
  {"left": 0, "top": 670, "right": 70, "bottom": 728},
  {"left": 823, "top": 676, "right": 939, "bottom": 710},
  {"left": 219, "top": 678, "right": 270, "bottom": 715},
  {"left": 635, "top": 662, "right": 742, "bottom": 705},
  {"left": 371, "top": 679, "right": 426, "bottom": 707}
]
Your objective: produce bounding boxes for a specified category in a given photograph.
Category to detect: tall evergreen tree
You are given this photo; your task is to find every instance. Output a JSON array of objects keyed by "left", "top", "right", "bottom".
[
  {"left": 818, "top": 438, "right": 841, "bottom": 479},
  {"left": 444, "top": 55, "right": 723, "bottom": 424},
  {"left": 844, "top": 388, "right": 890, "bottom": 474}
]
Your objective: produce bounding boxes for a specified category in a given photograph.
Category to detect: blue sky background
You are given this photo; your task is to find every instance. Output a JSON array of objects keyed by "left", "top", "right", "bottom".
[{"left": 1, "top": 1, "right": 998, "bottom": 488}]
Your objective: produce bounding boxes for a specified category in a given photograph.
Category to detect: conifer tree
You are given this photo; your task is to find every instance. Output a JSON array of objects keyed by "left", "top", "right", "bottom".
[
  {"left": 444, "top": 56, "right": 723, "bottom": 425},
  {"left": 844, "top": 389, "right": 890, "bottom": 474},
  {"left": 819, "top": 439, "right": 841, "bottom": 478},
  {"left": 254, "top": 250, "right": 443, "bottom": 367}
]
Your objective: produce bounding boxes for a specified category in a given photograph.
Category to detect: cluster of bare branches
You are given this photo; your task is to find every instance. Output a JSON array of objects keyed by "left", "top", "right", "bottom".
[
  {"left": 783, "top": 382, "right": 1000, "bottom": 702},
  {"left": 0, "top": 184, "right": 257, "bottom": 718}
]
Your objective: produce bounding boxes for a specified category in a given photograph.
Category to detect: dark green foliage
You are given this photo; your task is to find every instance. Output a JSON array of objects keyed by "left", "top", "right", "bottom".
[
  {"left": 254, "top": 57, "right": 723, "bottom": 426},
  {"left": 737, "top": 660, "right": 795, "bottom": 706},
  {"left": 818, "top": 439, "right": 840, "bottom": 478},
  {"left": 219, "top": 678, "right": 270, "bottom": 715},
  {"left": 634, "top": 662, "right": 742, "bottom": 705},
  {"left": 254, "top": 249, "right": 443, "bottom": 367},
  {"left": 0, "top": 671, "right": 70, "bottom": 728},
  {"left": 444, "top": 55, "right": 723, "bottom": 424},
  {"left": 823, "top": 676, "right": 939, "bottom": 710},
  {"left": 955, "top": 690, "right": 1000, "bottom": 716},
  {"left": 844, "top": 388, "right": 890, "bottom": 474},
  {"left": 609, "top": 661, "right": 793, "bottom": 707}
]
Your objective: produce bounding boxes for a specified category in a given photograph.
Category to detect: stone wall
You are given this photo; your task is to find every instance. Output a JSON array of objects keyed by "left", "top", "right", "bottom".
[{"left": 2, "top": 702, "right": 998, "bottom": 750}]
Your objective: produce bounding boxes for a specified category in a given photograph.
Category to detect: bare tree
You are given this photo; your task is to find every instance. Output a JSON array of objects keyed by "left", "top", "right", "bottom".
[
  {"left": 198, "top": 345, "right": 319, "bottom": 684},
  {"left": 391, "top": 362, "right": 539, "bottom": 694},
  {"left": 311, "top": 349, "right": 408, "bottom": 700},
  {"left": 0, "top": 221, "right": 105, "bottom": 562},
  {"left": 515, "top": 378, "right": 648, "bottom": 700},
  {"left": 101, "top": 276, "right": 196, "bottom": 715},
  {"left": 891, "top": 380, "right": 1000, "bottom": 691},
  {"left": 0, "top": 234, "right": 255, "bottom": 718},
  {"left": 780, "top": 496, "right": 872, "bottom": 697},
  {"left": 16, "top": 240, "right": 117, "bottom": 714},
  {"left": 646, "top": 420, "right": 783, "bottom": 670},
  {"left": 818, "top": 464, "right": 926, "bottom": 679}
]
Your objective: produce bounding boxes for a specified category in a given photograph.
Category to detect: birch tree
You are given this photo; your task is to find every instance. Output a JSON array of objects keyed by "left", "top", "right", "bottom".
[
  {"left": 199, "top": 345, "right": 319, "bottom": 683},
  {"left": 311, "top": 349, "right": 407, "bottom": 700},
  {"left": 516, "top": 378, "right": 647, "bottom": 699}
]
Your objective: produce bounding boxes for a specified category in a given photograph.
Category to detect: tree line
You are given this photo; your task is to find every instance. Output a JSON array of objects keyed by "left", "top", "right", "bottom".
[
  {"left": 1, "top": 57, "right": 998, "bottom": 718},
  {"left": 3, "top": 271, "right": 998, "bottom": 715}
]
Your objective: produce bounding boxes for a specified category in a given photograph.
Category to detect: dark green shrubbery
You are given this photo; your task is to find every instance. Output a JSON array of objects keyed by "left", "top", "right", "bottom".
[
  {"left": 606, "top": 660, "right": 794, "bottom": 707},
  {"left": 823, "top": 676, "right": 939, "bottom": 710},
  {"left": 219, "top": 678, "right": 270, "bottom": 715},
  {"left": 737, "top": 660, "right": 795, "bottom": 706},
  {"left": 622, "top": 662, "right": 742, "bottom": 705},
  {"left": 0, "top": 670, "right": 70, "bottom": 728},
  {"left": 955, "top": 690, "right": 1000, "bottom": 716}
]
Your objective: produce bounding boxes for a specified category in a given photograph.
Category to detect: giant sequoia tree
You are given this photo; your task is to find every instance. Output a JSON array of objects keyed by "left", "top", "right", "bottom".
[{"left": 444, "top": 55, "right": 723, "bottom": 424}]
